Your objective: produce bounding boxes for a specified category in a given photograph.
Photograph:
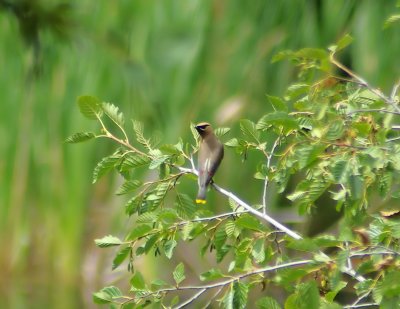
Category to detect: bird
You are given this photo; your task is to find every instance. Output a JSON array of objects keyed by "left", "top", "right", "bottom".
[{"left": 195, "top": 122, "right": 224, "bottom": 204}]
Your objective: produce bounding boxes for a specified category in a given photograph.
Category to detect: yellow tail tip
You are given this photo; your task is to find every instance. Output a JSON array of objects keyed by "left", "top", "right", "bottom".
[{"left": 196, "top": 199, "right": 207, "bottom": 204}]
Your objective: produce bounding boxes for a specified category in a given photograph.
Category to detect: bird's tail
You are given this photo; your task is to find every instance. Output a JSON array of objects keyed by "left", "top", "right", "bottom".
[{"left": 196, "top": 186, "right": 207, "bottom": 204}]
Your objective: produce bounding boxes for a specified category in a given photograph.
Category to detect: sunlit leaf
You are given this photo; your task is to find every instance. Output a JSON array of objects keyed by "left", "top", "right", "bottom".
[
  {"left": 65, "top": 132, "right": 95, "bottom": 143},
  {"left": 95, "top": 235, "right": 123, "bottom": 248},
  {"left": 77, "top": 95, "right": 103, "bottom": 120},
  {"left": 173, "top": 263, "right": 185, "bottom": 285},
  {"left": 102, "top": 102, "right": 124, "bottom": 126},
  {"left": 93, "top": 286, "right": 122, "bottom": 304}
]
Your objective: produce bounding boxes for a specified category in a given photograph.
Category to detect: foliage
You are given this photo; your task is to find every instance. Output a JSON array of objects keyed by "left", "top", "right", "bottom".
[{"left": 69, "top": 37, "right": 400, "bottom": 308}]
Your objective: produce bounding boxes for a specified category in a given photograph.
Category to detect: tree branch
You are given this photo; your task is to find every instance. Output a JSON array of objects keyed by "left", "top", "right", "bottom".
[{"left": 330, "top": 53, "right": 400, "bottom": 113}]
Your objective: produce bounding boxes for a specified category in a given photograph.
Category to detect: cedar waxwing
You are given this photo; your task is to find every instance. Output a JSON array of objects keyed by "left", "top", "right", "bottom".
[{"left": 195, "top": 122, "right": 224, "bottom": 204}]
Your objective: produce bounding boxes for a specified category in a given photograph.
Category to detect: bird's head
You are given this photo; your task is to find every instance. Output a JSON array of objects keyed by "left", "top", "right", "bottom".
[{"left": 195, "top": 122, "right": 213, "bottom": 137}]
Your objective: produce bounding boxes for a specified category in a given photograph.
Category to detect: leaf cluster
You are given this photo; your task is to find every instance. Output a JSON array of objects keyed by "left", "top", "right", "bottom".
[{"left": 68, "top": 40, "right": 400, "bottom": 308}]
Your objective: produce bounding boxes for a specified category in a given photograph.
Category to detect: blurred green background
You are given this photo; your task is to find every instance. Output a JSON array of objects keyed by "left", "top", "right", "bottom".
[{"left": 1, "top": 0, "right": 400, "bottom": 308}]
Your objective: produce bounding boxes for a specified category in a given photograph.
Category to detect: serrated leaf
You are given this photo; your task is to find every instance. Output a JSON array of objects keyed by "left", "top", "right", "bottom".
[
  {"left": 95, "top": 235, "right": 122, "bottom": 248},
  {"left": 256, "top": 296, "right": 282, "bottom": 309},
  {"left": 235, "top": 215, "right": 264, "bottom": 232},
  {"left": 240, "top": 119, "right": 260, "bottom": 141},
  {"left": 65, "top": 132, "right": 96, "bottom": 143},
  {"left": 215, "top": 127, "right": 231, "bottom": 137},
  {"left": 331, "top": 159, "right": 350, "bottom": 183},
  {"left": 200, "top": 268, "right": 224, "bottom": 281},
  {"left": 267, "top": 95, "right": 288, "bottom": 112},
  {"left": 173, "top": 262, "right": 185, "bottom": 285},
  {"left": 225, "top": 138, "right": 239, "bottom": 147},
  {"left": 223, "top": 284, "right": 234, "bottom": 309},
  {"left": 130, "top": 271, "right": 146, "bottom": 290},
  {"left": 120, "top": 154, "right": 151, "bottom": 171},
  {"left": 233, "top": 281, "right": 248, "bottom": 309},
  {"left": 125, "top": 195, "right": 142, "bottom": 216},
  {"left": 102, "top": 102, "right": 124, "bottom": 126},
  {"left": 126, "top": 225, "right": 152, "bottom": 241},
  {"left": 92, "top": 154, "right": 121, "bottom": 183},
  {"left": 296, "top": 281, "right": 320, "bottom": 309},
  {"left": 77, "top": 95, "right": 103, "bottom": 120},
  {"left": 257, "top": 112, "right": 298, "bottom": 132},
  {"left": 143, "top": 182, "right": 171, "bottom": 211},
  {"left": 296, "top": 145, "right": 325, "bottom": 169},
  {"left": 325, "top": 120, "right": 344, "bottom": 140},
  {"left": 149, "top": 154, "right": 169, "bottom": 170},
  {"left": 133, "top": 120, "right": 152, "bottom": 150},
  {"left": 164, "top": 239, "right": 177, "bottom": 259},
  {"left": 112, "top": 246, "right": 131, "bottom": 270},
  {"left": 93, "top": 286, "right": 122, "bottom": 304},
  {"left": 175, "top": 193, "right": 196, "bottom": 219},
  {"left": 116, "top": 180, "right": 142, "bottom": 195},
  {"left": 285, "top": 84, "right": 310, "bottom": 100},
  {"left": 252, "top": 238, "right": 265, "bottom": 263}
]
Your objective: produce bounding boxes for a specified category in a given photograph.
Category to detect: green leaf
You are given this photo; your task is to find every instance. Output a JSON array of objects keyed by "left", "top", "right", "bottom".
[
  {"left": 133, "top": 120, "right": 152, "bottom": 150},
  {"left": 236, "top": 214, "right": 264, "bottom": 232},
  {"left": 215, "top": 127, "right": 231, "bottom": 137},
  {"left": 112, "top": 246, "right": 131, "bottom": 270},
  {"left": 173, "top": 262, "right": 185, "bottom": 285},
  {"left": 329, "top": 34, "right": 353, "bottom": 52},
  {"left": 93, "top": 286, "right": 122, "bottom": 304},
  {"left": 126, "top": 225, "right": 152, "bottom": 241},
  {"left": 252, "top": 238, "right": 265, "bottom": 263},
  {"left": 349, "top": 175, "right": 364, "bottom": 200},
  {"left": 175, "top": 193, "right": 196, "bottom": 218},
  {"left": 95, "top": 235, "right": 122, "bottom": 248},
  {"left": 65, "top": 132, "right": 96, "bottom": 143},
  {"left": 92, "top": 154, "right": 121, "bottom": 183},
  {"left": 331, "top": 159, "right": 350, "bottom": 183},
  {"left": 240, "top": 119, "right": 260, "bottom": 141},
  {"left": 77, "top": 95, "right": 103, "bottom": 120},
  {"left": 287, "top": 238, "right": 318, "bottom": 252},
  {"left": 120, "top": 154, "right": 151, "bottom": 170},
  {"left": 296, "top": 281, "right": 320, "bottom": 309},
  {"left": 102, "top": 102, "right": 124, "bottom": 126},
  {"left": 225, "top": 138, "right": 239, "bottom": 147},
  {"left": 267, "top": 95, "right": 288, "bottom": 112},
  {"left": 125, "top": 195, "right": 142, "bottom": 216},
  {"left": 200, "top": 268, "right": 224, "bottom": 281},
  {"left": 223, "top": 284, "right": 234, "bottom": 309},
  {"left": 257, "top": 112, "right": 298, "bottom": 132},
  {"left": 149, "top": 154, "right": 169, "bottom": 170},
  {"left": 190, "top": 122, "right": 200, "bottom": 143},
  {"left": 143, "top": 181, "right": 171, "bottom": 211},
  {"left": 130, "top": 271, "right": 146, "bottom": 290},
  {"left": 116, "top": 180, "right": 142, "bottom": 195},
  {"left": 164, "top": 239, "right": 177, "bottom": 259},
  {"left": 256, "top": 296, "right": 282, "bottom": 309},
  {"left": 384, "top": 14, "right": 400, "bottom": 29},
  {"left": 233, "top": 281, "right": 248, "bottom": 309},
  {"left": 325, "top": 120, "right": 344, "bottom": 140},
  {"left": 296, "top": 145, "right": 325, "bottom": 169},
  {"left": 285, "top": 84, "right": 310, "bottom": 100}
]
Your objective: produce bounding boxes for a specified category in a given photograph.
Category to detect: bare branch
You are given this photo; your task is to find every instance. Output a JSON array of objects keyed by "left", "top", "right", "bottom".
[{"left": 347, "top": 108, "right": 400, "bottom": 116}]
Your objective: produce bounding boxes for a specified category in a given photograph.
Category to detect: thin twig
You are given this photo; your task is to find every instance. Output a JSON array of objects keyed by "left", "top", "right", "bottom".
[
  {"left": 343, "top": 302, "right": 379, "bottom": 309},
  {"left": 390, "top": 80, "right": 400, "bottom": 101},
  {"left": 146, "top": 260, "right": 311, "bottom": 300},
  {"left": 263, "top": 137, "right": 280, "bottom": 214},
  {"left": 174, "top": 288, "right": 207, "bottom": 309},
  {"left": 330, "top": 53, "right": 400, "bottom": 113},
  {"left": 347, "top": 108, "right": 400, "bottom": 116}
]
